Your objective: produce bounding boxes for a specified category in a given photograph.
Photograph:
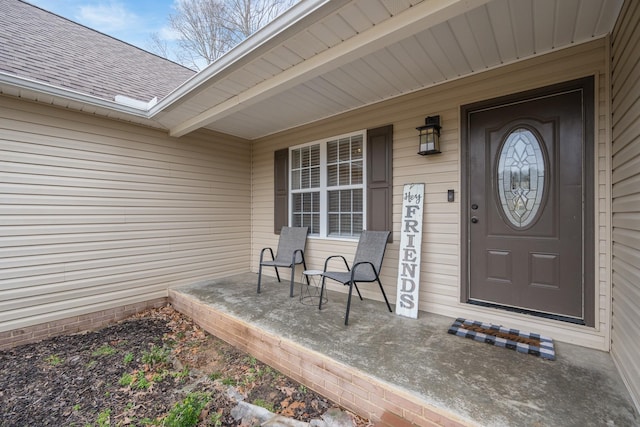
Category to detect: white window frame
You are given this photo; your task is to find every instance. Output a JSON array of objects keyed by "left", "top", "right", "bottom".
[{"left": 289, "top": 130, "right": 367, "bottom": 240}]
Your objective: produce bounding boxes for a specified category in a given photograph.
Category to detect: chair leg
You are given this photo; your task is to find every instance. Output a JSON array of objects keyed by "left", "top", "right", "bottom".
[
  {"left": 377, "top": 278, "right": 392, "bottom": 312},
  {"left": 257, "top": 265, "right": 263, "bottom": 293},
  {"left": 274, "top": 266, "right": 281, "bottom": 283},
  {"left": 289, "top": 265, "right": 296, "bottom": 298},
  {"left": 318, "top": 277, "right": 327, "bottom": 310},
  {"left": 353, "top": 283, "right": 363, "bottom": 300},
  {"left": 345, "top": 281, "right": 355, "bottom": 326}
]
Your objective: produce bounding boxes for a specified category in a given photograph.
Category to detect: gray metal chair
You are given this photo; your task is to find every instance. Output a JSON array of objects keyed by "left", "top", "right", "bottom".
[
  {"left": 257, "top": 226, "right": 309, "bottom": 297},
  {"left": 319, "top": 230, "right": 392, "bottom": 325}
]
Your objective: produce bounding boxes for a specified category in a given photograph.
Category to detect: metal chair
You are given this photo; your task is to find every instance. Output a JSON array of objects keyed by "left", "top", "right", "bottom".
[
  {"left": 257, "top": 226, "right": 309, "bottom": 297},
  {"left": 319, "top": 230, "right": 392, "bottom": 325}
]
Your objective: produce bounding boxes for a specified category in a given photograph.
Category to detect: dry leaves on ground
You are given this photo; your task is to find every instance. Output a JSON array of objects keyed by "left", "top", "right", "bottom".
[{"left": 0, "top": 305, "right": 370, "bottom": 427}]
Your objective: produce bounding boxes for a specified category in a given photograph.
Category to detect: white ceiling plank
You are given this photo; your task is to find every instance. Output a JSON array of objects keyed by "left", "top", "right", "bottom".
[
  {"left": 510, "top": 0, "right": 535, "bottom": 58},
  {"left": 380, "top": 0, "right": 413, "bottom": 16},
  {"left": 353, "top": 0, "right": 391, "bottom": 24},
  {"left": 414, "top": 29, "right": 457, "bottom": 80},
  {"left": 243, "top": 60, "right": 280, "bottom": 80},
  {"left": 304, "top": 77, "right": 365, "bottom": 108},
  {"left": 595, "top": 0, "right": 624, "bottom": 35},
  {"left": 486, "top": 0, "right": 517, "bottom": 60},
  {"left": 447, "top": 14, "right": 487, "bottom": 72},
  {"left": 262, "top": 49, "right": 296, "bottom": 71},
  {"left": 344, "top": 59, "right": 397, "bottom": 100},
  {"left": 465, "top": 6, "right": 501, "bottom": 67},
  {"left": 183, "top": 86, "right": 235, "bottom": 111},
  {"left": 269, "top": 46, "right": 305, "bottom": 69},
  {"left": 430, "top": 21, "right": 473, "bottom": 76},
  {"left": 554, "top": 0, "right": 580, "bottom": 46},
  {"left": 307, "top": 22, "right": 343, "bottom": 48},
  {"left": 387, "top": 38, "right": 442, "bottom": 84},
  {"left": 574, "top": 0, "right": 604, "bottom": 40},
  {"left": 224, "top": 69, "right": 265, "bottom": 89},
  {"left": 363, "top": 49, "right": 420, "bottom": 92},
  {"left": 321, "top": 68, "right": 374, "bottom": 104},
  {"left": 321, "top": 13, "right": 358, "bottom": 41},
  {"left": 532, "top": 0, "right": 555, "bottom": 52},
  {"left": 300, "top": 85, "right": 348, "bottom": 114},
  {"left": 287, "top": 31, "right": 330, "bottom": 57},
  {"left": 337, "top": 3, "right": 374, "bottom": 33}
]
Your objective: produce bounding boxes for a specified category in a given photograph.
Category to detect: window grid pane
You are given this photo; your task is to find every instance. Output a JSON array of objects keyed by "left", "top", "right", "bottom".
[
  {"left": 292, "top": 191, "right": 320, "bottom": 235},
  {"left": 291, "top": 145, "right": 320, "bottom": 190},
  {"left": 327, "top": 189, "right": 363, "bottom": 237}
]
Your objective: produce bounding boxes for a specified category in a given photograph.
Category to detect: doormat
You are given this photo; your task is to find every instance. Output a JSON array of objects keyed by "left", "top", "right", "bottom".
[{"left": 448, "top": 318, "right": 555, "bottom": 360}]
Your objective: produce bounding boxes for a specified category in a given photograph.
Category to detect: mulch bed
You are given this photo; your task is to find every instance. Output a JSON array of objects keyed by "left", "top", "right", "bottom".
[{"left": 0, "top": 306, "right": 369, "bottom": 426}]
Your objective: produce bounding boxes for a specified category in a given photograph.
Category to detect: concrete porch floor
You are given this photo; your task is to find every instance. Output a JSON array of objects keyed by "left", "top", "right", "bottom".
[{"left": 169, "top": 272, "right": 638, "bottom": 427}]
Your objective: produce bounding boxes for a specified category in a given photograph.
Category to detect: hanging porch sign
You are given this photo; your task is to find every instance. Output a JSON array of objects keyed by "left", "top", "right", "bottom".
[{"left": 396, "top": 183, "right": 424, "bottom": 319}]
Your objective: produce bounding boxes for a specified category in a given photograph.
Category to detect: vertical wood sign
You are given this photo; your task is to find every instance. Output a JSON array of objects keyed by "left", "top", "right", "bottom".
[{"left": 396, "top": 183, "right": 424, "bottom": 319}]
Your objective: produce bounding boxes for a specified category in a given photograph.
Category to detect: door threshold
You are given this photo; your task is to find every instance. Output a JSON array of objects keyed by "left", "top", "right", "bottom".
[{"left": 467, "top": 300, "right": 586, "bottom": 326}]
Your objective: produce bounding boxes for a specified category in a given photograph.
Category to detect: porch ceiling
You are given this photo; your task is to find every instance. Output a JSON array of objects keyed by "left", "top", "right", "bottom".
[{"left": 154, "top": 0, "right": 623, "bottom": 140}]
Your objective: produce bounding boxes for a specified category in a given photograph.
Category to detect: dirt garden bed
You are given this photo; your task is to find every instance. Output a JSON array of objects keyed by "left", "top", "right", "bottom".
[{"left": 0, "top": 306, "right": 370, "bottom": 426}]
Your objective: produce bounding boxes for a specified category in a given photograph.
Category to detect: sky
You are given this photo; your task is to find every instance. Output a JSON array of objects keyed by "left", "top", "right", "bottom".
[{"left": 26, "top": 0, "right": 179, "bottom": 54}]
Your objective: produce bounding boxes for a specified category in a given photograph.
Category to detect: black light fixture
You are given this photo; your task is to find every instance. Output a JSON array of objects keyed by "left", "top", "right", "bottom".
[{"left": 417, "top": 115, "right": 441, "bottom": 155}]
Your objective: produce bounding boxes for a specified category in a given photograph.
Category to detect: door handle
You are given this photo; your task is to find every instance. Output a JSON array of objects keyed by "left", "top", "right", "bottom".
[{"left": 471, "top": 217, "right": 478, "bottom": 223}]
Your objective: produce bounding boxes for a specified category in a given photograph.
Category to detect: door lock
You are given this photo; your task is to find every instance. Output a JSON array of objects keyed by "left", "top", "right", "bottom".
[
  {"left": 471, "top": 204, "right": 478, "bottom": 210},
  {"left": 471, "top": 217, "right": 478, "bottom": 223}
]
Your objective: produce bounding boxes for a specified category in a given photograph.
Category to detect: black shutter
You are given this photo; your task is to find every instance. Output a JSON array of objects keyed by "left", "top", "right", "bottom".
[
  {"left": 274, "top": 148, "right": 288, "bottom": 234},
  {"left": 367, "top": 125, "right": 393, "bottom": 240}
]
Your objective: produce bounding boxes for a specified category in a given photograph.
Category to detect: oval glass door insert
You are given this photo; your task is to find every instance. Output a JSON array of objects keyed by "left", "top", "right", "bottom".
[{"left": 497, "top": 128, "right": 546, "bottom": 228}]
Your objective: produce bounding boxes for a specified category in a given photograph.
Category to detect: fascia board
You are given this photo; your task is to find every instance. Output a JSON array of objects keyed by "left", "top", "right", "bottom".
[
  {"left": 148, "top": 0, "right": 345, "bottom": 116},
  {"left": 0, "top": 71, "right": 151, "bottom": 118}
]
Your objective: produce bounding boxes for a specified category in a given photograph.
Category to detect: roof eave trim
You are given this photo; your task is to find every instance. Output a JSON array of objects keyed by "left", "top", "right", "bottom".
[
  {"left": 0, "top": 71, "right": 151, "bottom": 118},
  {"left": 148, "top": 0, "right": 340, "bottom": 116}
]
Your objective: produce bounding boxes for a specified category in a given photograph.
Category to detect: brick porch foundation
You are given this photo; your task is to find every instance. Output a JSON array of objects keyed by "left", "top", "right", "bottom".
[
  {"left": 0, "top": 298, "right": 168, "bottom": 351},
  {"left": 169, "top": 290, "right": 471, "bottom": 427}
]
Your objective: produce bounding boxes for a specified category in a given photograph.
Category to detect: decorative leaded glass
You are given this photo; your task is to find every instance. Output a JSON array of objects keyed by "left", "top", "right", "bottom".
[{"left": 497, "top": 128, "right": 546, "bottom": 228}]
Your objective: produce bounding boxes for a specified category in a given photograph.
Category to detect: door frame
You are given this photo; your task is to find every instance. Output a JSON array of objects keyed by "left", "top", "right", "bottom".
[{"left": 460, "top": 77, "right": 595, "bottom": 327}]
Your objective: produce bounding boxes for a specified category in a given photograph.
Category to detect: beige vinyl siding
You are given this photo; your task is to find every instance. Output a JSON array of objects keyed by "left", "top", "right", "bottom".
[
  {"left": 0, "top": 96, "right": 251, "bottom": 333},
  {"left": 253, "top": 39, "right": 611, "bottom": 350},
  {"left": 611, "top": 0, "right": 640, "bottom": 410}
]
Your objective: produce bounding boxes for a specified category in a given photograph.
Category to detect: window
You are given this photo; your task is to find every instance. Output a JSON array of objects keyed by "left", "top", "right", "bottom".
[
  {"left": 290, "top": 131, "right": 365, "bottom": 238},
  {"left": 273, "top": 124, "right": 392, "bottom": 238}
]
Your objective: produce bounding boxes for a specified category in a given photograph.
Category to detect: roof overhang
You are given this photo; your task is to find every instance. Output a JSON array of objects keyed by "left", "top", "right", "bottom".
[
  {"left": 0, "top": 71, "right": 166, "bottom": 129},
  {"left": 151, "top": 0, "right": 623, "bottom": 140},
  {"left": 1, "top": 0, "right": 624, "bottom": 139}
]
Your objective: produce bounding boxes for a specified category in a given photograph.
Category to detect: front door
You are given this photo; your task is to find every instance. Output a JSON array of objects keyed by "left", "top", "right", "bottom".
[{"left": 463, "top": 78, "right": 594, "bottom": 325}]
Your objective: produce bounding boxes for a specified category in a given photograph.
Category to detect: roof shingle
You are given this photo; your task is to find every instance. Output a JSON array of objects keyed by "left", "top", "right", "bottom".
[{"left": 0, "top": 0, "right": 196, "bottom": 103}]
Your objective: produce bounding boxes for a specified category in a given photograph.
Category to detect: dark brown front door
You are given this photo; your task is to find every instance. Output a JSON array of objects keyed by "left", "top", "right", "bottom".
[{"left": 463, "top": 78, "right": 594, "bottom": 325}]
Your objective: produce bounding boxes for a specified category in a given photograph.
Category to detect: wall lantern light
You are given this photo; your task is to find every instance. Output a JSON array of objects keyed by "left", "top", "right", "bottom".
[{"left": 417, "top": 115, "right": 441, "bottom": 155}]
